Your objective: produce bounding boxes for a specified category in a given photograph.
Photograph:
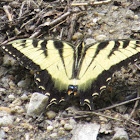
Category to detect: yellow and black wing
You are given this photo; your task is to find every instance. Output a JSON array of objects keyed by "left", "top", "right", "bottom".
[
  {"left": 1, "top": 39, "right": 140, "bottom": 110},
  {"left": 77, "top": 40, "right": 140, "bottom": 109}
]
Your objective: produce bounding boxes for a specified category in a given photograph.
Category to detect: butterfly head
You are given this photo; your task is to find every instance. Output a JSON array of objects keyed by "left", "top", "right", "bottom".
[{"left": 68, "top": 85, "right": 78, "bottom": 96}]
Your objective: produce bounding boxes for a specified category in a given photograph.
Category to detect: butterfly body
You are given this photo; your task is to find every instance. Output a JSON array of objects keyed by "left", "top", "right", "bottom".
[{"left": 1, "top": 39, "right": 140, "bottom": 110}]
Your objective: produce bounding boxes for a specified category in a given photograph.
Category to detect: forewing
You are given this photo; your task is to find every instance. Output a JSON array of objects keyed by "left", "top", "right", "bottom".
[{"left": 1, "top": 39, "right": 75, "bottom": 93}]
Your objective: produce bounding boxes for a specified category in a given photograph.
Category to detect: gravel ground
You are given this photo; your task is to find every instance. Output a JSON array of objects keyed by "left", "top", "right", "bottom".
[{"left": 0, "top": 0, "right": 140, "bottom": 139}]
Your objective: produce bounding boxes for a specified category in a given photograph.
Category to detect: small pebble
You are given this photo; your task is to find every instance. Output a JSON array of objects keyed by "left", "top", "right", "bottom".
[
  {"left": 11, "top": 106, "right": 24, "bottom": 113},
  {"left": 60, "top": 120, "right": 65, "bottom": 126},
  {"left": 92, "top": 17, "right": 98, "bottom": 23},
  {"left": 45, "top": 120, "right": 53, "bottom": 125},
  {"left": 47, "top": 125, "right": 54, "bottom": 132},
  {"left": 9, "top": 81, "right": 16, "bottom": 89},
  {"left": 133, "top": 15, "right": 139, "bottom": 20},
  {"left": 12, "top": 98, "right": 22, "bottom": 106},
  {"left": 85, "top": 117, "right": 91, "bottom": 121},
  {"left": 1, "top": 77, "right": 9, "bottom": 84},
  {"left": 16, "top": 89, "right": 22, "bottom": 95},
  {"left": 46, "top": 111, "right": 56, "bottom": 120},
  {"left": 0, "top": 107, "right": 11, "bottom": 114},
  {"left": 15, "top": 118, "right": 21, "bottom": 123},
  {"left": 95, "top": 34, "right": 107, "bottom": 41},
  {"left": 58, "top": 130, "right": 65, "bottom": 136},
  {"left": 112, "top": 127, "right": 129, "bottom": 140},
  {"left": 0, "top": 88, "right": 6, "bottom": 92},
  {"left": 50, "top": 133, "right": 57, "bottom": 138},
  {"left": 2, "top": 126, "right": 10, "bottom": 132},
  {"left": 109, "top": 29, "right": 116, "bottom": 33},
  {"left": 0, "top": 129, "right": 6, "bottom": 139},
  {"left": 3, "top": 83, "right": 9, "bottom": 88},
  {"left": 25, "top": 133, "right": 30, "bottom": 140},
  {"left": 125, "top": 10, "right": 134, "bottom": 19},
  {"left": 112, "top": 6, "right": 119, "bottom": 11},
  {"left": 72, "top": 32, "right": 83, "bottom": 40},
  {"left": 20, "top": 122, "right": 33, "bottom": 130},
  {"left": 17, "top": 79, "right": 30, "bottom": 88},
  {"left": 3, "top": 54, "right": 16, "bottom": 66},
  {"left": 0, "top": 112, "right": 13, "bottom": 126},
  {"left": 85, "top": 38, "right": 96, "bottom": 45},
  {"left": 20, "top": 93, "right": 28, "bottom": 101},
  {"left": 131, "top": 26, "right": 140, "bottom": 32},
  {"left": 8, "top": 94, "right": 15, "bottom": 100},
  {"left": 99, "top": 116, "right": 108, "bottom": 122},
  {"left": 69, "top": 118, "right": 76, "bottom": 126},
  {"left": 59, "top": 127, "right": 64, "bottom": 131},
  {"left": 54, "top": 122, "right": 59, "bottom": 128},
  {"left": 64, "top": 123, "right": 73, "bottom": 131},
  {"left": 100, "top": 123, "right": 112, "bottom": 134}
]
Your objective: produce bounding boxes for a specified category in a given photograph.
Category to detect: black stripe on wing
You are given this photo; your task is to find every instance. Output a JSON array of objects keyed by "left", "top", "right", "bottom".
[
  {"left": 92, "top": 41, "right": 109, "bottom": 59},
  {"left": 32, "top": 39, "right": 38, "bottom": 48},
  {"left": 40, "top": 40, "right": 48, "bottom": 56},
  {"left": 122, "top": 40, "right": 130, "bottom": 48},
  {"left": 108, "top": 40, "right": 132, "bottom": 57},
  {"left": 53, "top": 40, "right": 69, "bottom": 77},
  {"left": 108, "top": 41, "right": 120, "bottom": 57}
]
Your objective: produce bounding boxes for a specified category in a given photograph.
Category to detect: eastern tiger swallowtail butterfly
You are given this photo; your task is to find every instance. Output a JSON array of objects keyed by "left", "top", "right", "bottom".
[{"left": 1, "top": 39, "right": 140, "bottom": 110}]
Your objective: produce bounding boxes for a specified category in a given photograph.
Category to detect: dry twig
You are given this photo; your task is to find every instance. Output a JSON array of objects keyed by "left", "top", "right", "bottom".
[
  {"left": 3, "top": 5, "right": 13, "bottom": 21},
  {"left": 71, "top": 0, "right": 111, "bottom": 6},
  {"left": 96, "top": 96, "right": 140, "bottom": 112},
  {"left": 39, "top": 11, "right": 71, "bottom": 28}
]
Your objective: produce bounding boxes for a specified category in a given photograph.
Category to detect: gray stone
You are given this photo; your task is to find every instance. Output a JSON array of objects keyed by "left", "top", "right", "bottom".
[
  {"left": 85, "top": 38, "right": 96, "bottom": 45},
  {"left": 46, "top": 111, "right": 56, "bottom": 120},
  {"left": 11, "top": 106, "right": 24, "bottom": 113},
  {"left": 17, "top": 79, "right": 30, "bottom": 88},
  {"left": 95, "top": 34, "right": 107, "bottom": 41},
  {"left": 71, "top": 123, "right": 100, "bottom": 140},
  {"left": 0, "top": 111, "right": 13, "bottom": 126},
  {"left": 64, "top": 123, "right": 73, "bottom": 131},
  {"left": 27, "top": 92, "right": 49, "bottom": 117},
  {"left": 125, "top": 10, "right": 134, "bottom": 19},
  {"left": 47, "top": 125, "right": 54, "bottom": 132},
  {"left": 8, "top": 94, "right": 15, "bottom": 100},
  {"left": 112, "top": 127, "right": 129, "bottom": 140},
  {"left": 0, "top": 129, "right": 6, "bottom": 139},
  {"left": 131, "top": 26, "right": 140, "bottom": 32},
  {"left": 20, "top": 93, "right": 28, "bottom": 101},
  {"left": 0, "top": 88, "right": 6, "bottom": 92},
  {"left": 3, "top": 54, "right": 16, "bottom": 66},
  {"left": 72, "top": 32, "right": 83, "bottom": 40},
  {"left": 50, "top": 133, "right": 57, "bottom": 138}
]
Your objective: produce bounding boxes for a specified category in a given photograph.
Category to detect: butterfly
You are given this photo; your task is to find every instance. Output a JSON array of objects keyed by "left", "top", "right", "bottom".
[{"left": 1, "top": 39, "right": 140, "bottom": 110}]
